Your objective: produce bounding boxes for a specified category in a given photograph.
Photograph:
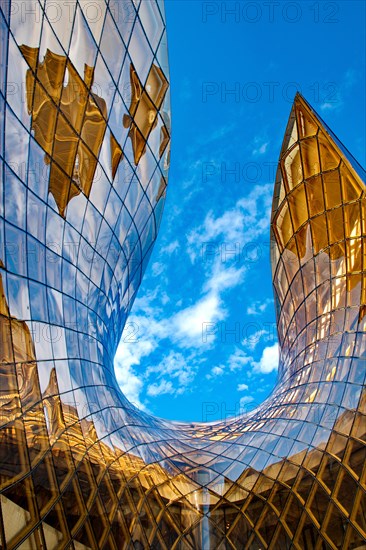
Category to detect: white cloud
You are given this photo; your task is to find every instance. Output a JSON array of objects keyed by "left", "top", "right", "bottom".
[
  {"left": 146, "top": 351, "right": 197, "bottom": 396},
  {"left": 113, "top": 299, "right": 167, "bottom": 407},
  {"left": 115, "top": 324, "right": 157, "bottom": 369},
  {"left": 252, "top": 141, "right": 269, "bottom": 156},
  {"left": 203, "top": 261, "right": 245, "bottom": 295},
  {"left": 212, "top": 366, "right": 224, "bottom": 376},
  {"left": 187, "top": 209, "right": 243, "bottom": 257},
  {"left": 113, "top": 183, "right": 276, "bottom": 407},
  {"left": 147, "top": 379, "right": 174, "bottom": 397},
  {"left": 247, "top": 298, "right": 273, "bottom": 316},
  {"left": 113, "top": 258, "right": 246, "bottom": 404},
  {"left": 237, "top": 383, "right": 249, "bottom": 391},
  {"left": 152, "top": 262, "right": 165, "bottom": 276},
  {"left": 227, "top": 349, "right": 253, "bottom": 371},
  {"left": 187, "top": 184, "right": 273, "bottom": 264},
  {"left": 172, "top": 293, "right": 223, "bottom": 343},
  {"left": 169, "top": 255, "right": 245, "bottom": 347},
  {"left": 320, "top": 102, "right": 341, "bottom": 112},
  {"left": 161, "top": 240, "right": 180, "bottom": 255},
  {"left": 242, "top": 328, "right": 268, "bottom": 351},
  {"left": 252, "top": 343, "right": 279, "bottom": 374},
  {"left": 206, "top": 365, "right": 225, "bottom": 379},
  {"left": 320, "top": 69, "right": 358, "bottom": 114}
]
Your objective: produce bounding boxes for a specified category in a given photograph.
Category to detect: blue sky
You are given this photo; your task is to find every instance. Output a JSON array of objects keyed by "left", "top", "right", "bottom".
[{"left": 114, "top": 0, "right": 366, "bottom": 422}]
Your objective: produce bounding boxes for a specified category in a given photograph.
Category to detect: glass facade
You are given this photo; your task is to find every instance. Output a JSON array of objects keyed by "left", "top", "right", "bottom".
[{"left": 0, "top": 1, "right": 365, "bottom": 549}]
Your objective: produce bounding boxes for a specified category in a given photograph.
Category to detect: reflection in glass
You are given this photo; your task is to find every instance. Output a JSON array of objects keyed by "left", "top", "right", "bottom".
[{"left": 20, "top": 45, "right": 123, "bottom": 216}]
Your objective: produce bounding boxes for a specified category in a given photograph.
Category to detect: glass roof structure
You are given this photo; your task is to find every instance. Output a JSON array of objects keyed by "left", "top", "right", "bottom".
[{"left": 0, "top": 1, "right": 365, "bottom": 549}]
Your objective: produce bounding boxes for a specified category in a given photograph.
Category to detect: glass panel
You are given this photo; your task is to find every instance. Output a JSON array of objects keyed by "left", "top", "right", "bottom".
[
  {"left": 305, "top": 175, "right": 324, "bottom": 217},
  {"left": 296, "top": 105, "right": 318, "bottom": 138},
  {"left": 283, "top": 145, "right": 303, "bottom": 190},
  {"left": 323, "top": 170, "right": 342, "bottom": 209},
  {"left": 301, "top": 138, "right": 320, "bottom": 179},
  {"left": 288, "top": 184, "right": 308, "bottom": 232},
  {"left": 318, "top": 132, "right": 340, "bottom": 171}
]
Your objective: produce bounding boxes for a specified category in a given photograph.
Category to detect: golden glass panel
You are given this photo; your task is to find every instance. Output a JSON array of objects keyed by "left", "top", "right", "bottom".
[
  {"left": 295, "top": 222, "right": 311, "bottom": 261},
  {"left": 110, "top": 133, "right": 123, "bottom": 180},
  {"left": 301, "top": 138, "right": 320, "bottom": 179},
  {"left": 123, "top": 62, "right": 169, "bottom": 165},
  {"left": 344, "top": 202, "right": 362, "bottom": 238},
  {"left": 20, "top": 46, "right": 122, "bottom": 216},
  {"left": 340, "top": 163, "right": 364, "bottom": 202},
  {"left": 305, "top": 175, "right": 325, "bottom": 217},
  {"left": 288, "top": 183, "right": 308, "bottom": 233},
  {"left": 346, "top": 237, "right": 362, "bottom": 274},
  {"left": 296, "top": 105, "right": 318, "bottom": 139},
  {"left": 323, "top": 170, "right": 342, "bottom": 209},
  {"left": 282, "top": 144, "right": 303, "bottom": 190},
  {"left": 327, "top": 208, "right": 345, "bottom": 245},
  {"left": 318, "top": 131, "right": 340, "bottom": 171},
  {"left": 273, "top": 199, "right": 292, "bottom": 252},
  {"left": 331, "top": 276, "right": 346, "bottom": 309},
  {"left": 160, "top": 124, "right": 170, "bottom": 158},
  {"left": 274, "top": 171, "right": 286, "bottom": 210},
  {"left": 2, "top": 477, "right": 38, "bottom": 547},
  {"left": 31, "top": 454, "right": 60, "bottom": 517},
  {"left": 323, "top": 502, "right": 347, "bottom": 548},
  {"left": 273, "top": 259, "right": 288, "bottom": 304},
  {"left": 145, "top": 64, "right": 169, "bottom": 110}
]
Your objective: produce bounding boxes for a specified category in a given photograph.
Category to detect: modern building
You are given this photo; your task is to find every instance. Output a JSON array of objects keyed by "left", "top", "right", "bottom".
[{"left": 0, "top": 1, "right": 365, "bottom": 549}]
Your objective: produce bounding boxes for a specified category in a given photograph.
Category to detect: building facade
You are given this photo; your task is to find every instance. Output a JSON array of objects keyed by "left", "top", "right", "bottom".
[{"left": 0, "top": 1, "right": 365, "bottom": 549}]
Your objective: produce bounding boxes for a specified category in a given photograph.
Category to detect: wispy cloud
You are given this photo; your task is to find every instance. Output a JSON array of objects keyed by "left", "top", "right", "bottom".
[
  {"left": 226, "top": 344, "right": 278, "bottom": 377},
  {"left": 172, "top": 294, "right": 223, "bottom": 343},
  {"left": 227, "top": 348, "right": 252, "bottom": 371},
  {"left": 247, "top": 298, "right": 273, "bottom": 316},
  {"left": 146, "top": 351, "right": 198, "bottom": 397},
  {"left": 187, "top": 183, "right": 273, "bottom": 262},
  {"left": 206, "top": 365, "right": 225, "bottom": 379},
  {"left": 113, "top": 254, "right": 248, "bottom": 405},
  {"left": 197, "top": 123, "right": 237, "bottom": 147},
  {"left": 161, "top": 239, "right": 180, "bottom": 255},
  {"left": 203, "top": 260, "right": 246, "bottom": 295},
  {"left": 152, "top": 262, "right": 165, "bottom": 276},
  {"left": 147, "top": 379, "right": 174, "bottom": 397},
  {"left": 320, "top": 69, "right": 359, "bottom": 113},
  {"left": 114, "top": 179, "right": 275, "bottom": 408},
  {"left": 166, "top": 253, "right": 246, "bottom": 348},
  {"left": 252, "top": 138, "right": 269, "bottom": 156},
  {"left": 319, "top": 102, "right": 340, "bottom": 112}
]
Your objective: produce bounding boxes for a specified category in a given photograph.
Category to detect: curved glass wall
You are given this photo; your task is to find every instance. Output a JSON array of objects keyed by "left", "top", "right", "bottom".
[{"left": 0, "top": 1, "right": 365, "bottom": 549}]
